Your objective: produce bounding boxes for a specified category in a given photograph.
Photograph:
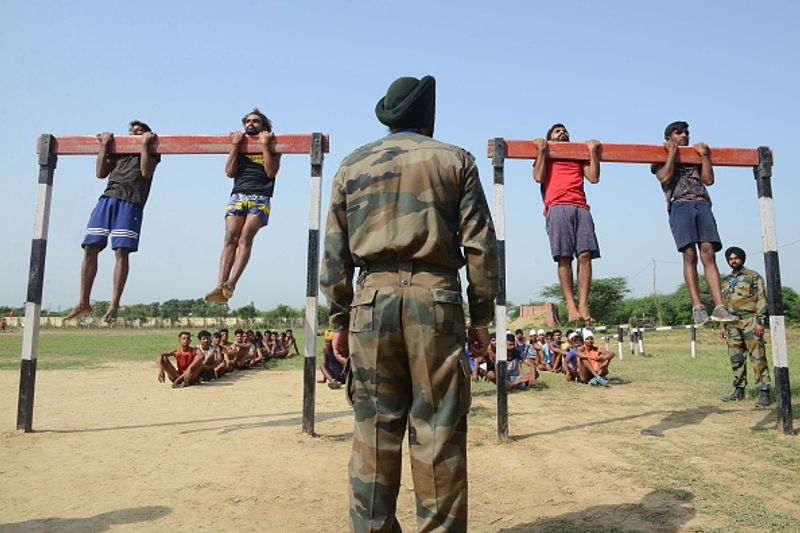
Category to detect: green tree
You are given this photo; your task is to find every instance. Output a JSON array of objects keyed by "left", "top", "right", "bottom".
[
  {"left": 235, "top": 303, "right": 258, "bottom": 320},
  {"left": 539, "top": 277, "right": 630, "bottom": 324},
  {"left": 781, "top": 286, "right": 800, "bottom": 324}
]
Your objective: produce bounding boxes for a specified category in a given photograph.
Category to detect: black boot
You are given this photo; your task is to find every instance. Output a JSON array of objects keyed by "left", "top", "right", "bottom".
[
  {"left": 755, "top": 389, "right": 772, "bottom": 409},
  {"left": 721, "top": 388, "right": 745, "bottom": 402}
]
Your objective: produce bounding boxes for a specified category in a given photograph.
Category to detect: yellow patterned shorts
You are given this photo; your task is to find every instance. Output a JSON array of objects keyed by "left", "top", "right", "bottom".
[{"left": 225, "top": 193, "right": 271, "bottom": 224}]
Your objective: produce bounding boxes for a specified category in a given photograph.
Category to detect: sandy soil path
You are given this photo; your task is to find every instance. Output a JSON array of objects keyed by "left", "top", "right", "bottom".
[{"left": 1, "top": 363, "right": 797, "bottom": 532}]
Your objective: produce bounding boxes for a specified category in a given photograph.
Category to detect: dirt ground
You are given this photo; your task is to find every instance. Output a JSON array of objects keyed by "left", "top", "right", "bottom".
[{"left": 1, "top": 362, "right": 798, "bottom": 532}]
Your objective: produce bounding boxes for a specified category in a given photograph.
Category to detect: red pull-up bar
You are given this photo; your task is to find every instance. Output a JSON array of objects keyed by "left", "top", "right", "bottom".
[
  {"left": 486, "top": 140, "right": 759, "bottom": 167},
  {"left": 38, "top": 134, "right": 330, "bottom": 156}
]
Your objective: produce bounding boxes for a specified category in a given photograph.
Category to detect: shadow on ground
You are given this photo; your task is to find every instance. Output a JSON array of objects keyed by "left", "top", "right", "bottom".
[
  {"left": 640, "top": 405, "right": 725, "bottom": 437},
  {"left": 43, "top": 410, "right": 351, "bottom": 436},
  {"left": 499, "top": 489, "right": 695, "bottom": 532},
  {"left": 0, "top": 505, "right": 170, "bottom": 533}
]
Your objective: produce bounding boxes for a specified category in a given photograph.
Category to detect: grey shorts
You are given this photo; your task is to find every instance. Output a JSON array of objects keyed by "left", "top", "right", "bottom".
[
  {"left": 545, "top": 204, "right": 601, "bottom": 261},
  {"left": 668, "top": 200, "right": 721, "bottom": 252}
]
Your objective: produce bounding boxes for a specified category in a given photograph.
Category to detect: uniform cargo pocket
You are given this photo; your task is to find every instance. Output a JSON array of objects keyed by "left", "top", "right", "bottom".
[
  {"left": 432, "top": 288, "right": 465, "bottom": 335},
  {"left": 349, "top": 288, "right": 378, "bottom": 333}
]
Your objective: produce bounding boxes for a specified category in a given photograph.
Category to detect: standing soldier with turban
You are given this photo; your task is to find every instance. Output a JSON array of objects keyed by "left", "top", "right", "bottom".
[
  {"left": 720, "top": 246, "right": 772, "bottom": 408},
  {"left": 320, "top": 75, "right": 498, "bottom": 532}
]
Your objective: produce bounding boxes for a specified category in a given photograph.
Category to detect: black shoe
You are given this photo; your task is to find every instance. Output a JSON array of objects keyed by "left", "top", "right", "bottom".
[
  {"left": 721, "top": 388, "right": 745, "bottom": 402},
  {"left": 755, "top": 389, "right": 772, "bottom": 409}
]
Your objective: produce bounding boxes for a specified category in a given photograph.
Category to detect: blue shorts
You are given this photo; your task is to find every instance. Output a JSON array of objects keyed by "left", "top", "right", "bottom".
[
  {"left": 82, "top": 196, "right": 143, "bottom": 252},
  {"left": 669, "top": 200, "right": 721, "bottom": 252},
  {"left": 226, "top": 193, "right": 271, "bottom": 225},
  {"left": 545, "top": 204, "right": 600, "bottom": 261}
]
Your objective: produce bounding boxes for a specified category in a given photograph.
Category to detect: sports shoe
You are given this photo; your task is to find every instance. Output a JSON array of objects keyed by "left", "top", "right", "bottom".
[
  {"left": 710, "top": 305, "right": 739, "bottom": 323},
  {"left": 755, "top": 389, "right": 772, "bottom": 409},
  {"left": 692, "top": 306, "right": 710, "bottom": 325},
  {"left": 721, "top": 388, "right": 745, "bottom": 402},
  {"left": 327, "top": 380, "right": 342, "bottom": 390},
  {"left": 588, "top": 377, "right": 599, "bottom": 386},
  {"left": 204, "top": 285, "right": 229, "bottom": 304},
  {"left": 595, "top": 376, "right": 609, "bottom": 387}
]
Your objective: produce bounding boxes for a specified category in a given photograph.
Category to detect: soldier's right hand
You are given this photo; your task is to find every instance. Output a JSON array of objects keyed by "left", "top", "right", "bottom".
[
  {"left": 664, "top": 139, "right": 678, "bottom": 156},
  {"left": 468, "top": 325, "right": 490, "bottom": 357},
  {"left": 533, "top": 138, "right": 548, "bottom": 154},
  {"left": 97, "top": 132, "right": 114, "bottom": 145},
  {"left": 230, "top": 131, "right": 245, "bottom": 145}
]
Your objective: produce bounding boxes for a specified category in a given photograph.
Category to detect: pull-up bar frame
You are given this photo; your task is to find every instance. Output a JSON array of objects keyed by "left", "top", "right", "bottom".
[
  {"left": 488, "top": 139, "right": 792, "bottom": 437},
  {"left": 18, "top": 133, "right": 329, "bottom": 433}
]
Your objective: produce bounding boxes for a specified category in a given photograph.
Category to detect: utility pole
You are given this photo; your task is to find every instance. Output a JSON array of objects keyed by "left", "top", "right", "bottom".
[{"left": 653, "top": 258, "right": 664, "bottom": 325}]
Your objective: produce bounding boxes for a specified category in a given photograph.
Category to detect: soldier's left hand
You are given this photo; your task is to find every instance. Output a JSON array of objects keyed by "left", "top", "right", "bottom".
[
  {"left": 755, "top": 324, "right": 765, "bottom": 337},
  {"left": 694, "top": 142, "right": 709, "bottom": 157},
  {"left": 586, "top": 139, "right": 601, "bottom": 153}
]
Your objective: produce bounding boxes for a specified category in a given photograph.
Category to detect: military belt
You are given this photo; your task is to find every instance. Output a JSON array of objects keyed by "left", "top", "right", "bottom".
[{"left": 363, "top": 261, "right": 457, "bottom": 275}]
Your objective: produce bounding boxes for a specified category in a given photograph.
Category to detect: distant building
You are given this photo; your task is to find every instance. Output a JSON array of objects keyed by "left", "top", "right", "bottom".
[{"left": 518, "top": 303, "right": 559, "bottom": 328}]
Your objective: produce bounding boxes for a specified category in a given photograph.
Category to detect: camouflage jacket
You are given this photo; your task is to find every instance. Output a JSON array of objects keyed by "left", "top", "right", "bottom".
[
  {"left": 319, "top": 132, "right": 499, "bottom": 330},
  {"left": 721, "top": 267, "right": 767, "bottom": 322}
]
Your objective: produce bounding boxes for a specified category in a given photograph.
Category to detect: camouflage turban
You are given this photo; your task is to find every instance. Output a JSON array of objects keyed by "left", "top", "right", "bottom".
[{"left": 375, "top": 75, "right": 436, "bottom": 131}]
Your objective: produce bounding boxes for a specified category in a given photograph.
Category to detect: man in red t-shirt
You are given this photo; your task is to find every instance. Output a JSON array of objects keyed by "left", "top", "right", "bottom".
[
  {"left": 156, "top": 331, "right": 203, "bottom": 387},
  {"left": 533, "top": 124, "right": 602, "bottom": 322}
]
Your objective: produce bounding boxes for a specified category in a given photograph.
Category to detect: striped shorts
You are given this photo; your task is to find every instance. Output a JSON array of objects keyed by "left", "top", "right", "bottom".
[{"left": 82, "top": 195, "right": 143, "bottom": 252}]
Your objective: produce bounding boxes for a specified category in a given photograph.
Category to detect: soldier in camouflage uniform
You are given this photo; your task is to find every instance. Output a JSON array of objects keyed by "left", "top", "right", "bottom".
[
  {"left": 719, "top": 246, "right": 772, "bottom": 408},
  {"left": 319, "top": 75, "right": 498, "bottom": 532}
]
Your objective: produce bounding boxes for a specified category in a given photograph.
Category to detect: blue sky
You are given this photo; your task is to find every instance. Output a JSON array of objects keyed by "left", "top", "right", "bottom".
[{"left": 1, "top": 1, "right": 798, "bottom": 312}]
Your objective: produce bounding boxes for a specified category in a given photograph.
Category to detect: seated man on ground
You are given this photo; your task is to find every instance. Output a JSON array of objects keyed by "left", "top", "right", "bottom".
[
  {"left": 535, "top": 330, "right": 556, "bottom": 372},
  {"left": 211, "top": 331, "right": 233, "bottom": 376},
  {"left": 564, "top": 331, "right": 582, "bottom": 382},
  {"left": 284, "top": 329, "right": 300, "bottom": 356},
  {"left": 195, "top": 329, "right": 218, "bottom": 381},
  {"left": 229, "top": 329, "right": 251, "bottom": 369},
  {"left": 471, "top": 333, "right": 497, "bottom": 381},
  {"left": 548, "top": 328, "right": 566, "bottom": 372},
  {"left": 156, "top": 331, "right": 204, "bottom": 387},
  {"left": 577, "top": 329, "right": 615, "bottom": 386},
  {"left": 503, "top": 334, "right": 538, "bottom": 390},
  {"left": 270, "top": 330, "right": 288, "bottom": 358},
  {"left": 247, "top": 330, "right": 265, "bottom": 365},
  {"left": 318, "top": 330, "right": 348, "bottom": 389}
]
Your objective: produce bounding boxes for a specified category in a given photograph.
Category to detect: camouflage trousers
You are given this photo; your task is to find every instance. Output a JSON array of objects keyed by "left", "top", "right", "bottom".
[
  {"left": 725, "top": 316, "right": 771, "bottom": 391},
  {"left": 346, "top": 264, "right": 471, "bottom": 533}
]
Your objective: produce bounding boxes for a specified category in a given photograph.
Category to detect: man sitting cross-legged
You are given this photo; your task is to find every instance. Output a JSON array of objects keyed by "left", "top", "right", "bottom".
[
  {"left": 577, "top": 329, "right": 615, "bottom": 386},
  {"left": 156, "top": 331, "right": 204, "bottom": 388}
]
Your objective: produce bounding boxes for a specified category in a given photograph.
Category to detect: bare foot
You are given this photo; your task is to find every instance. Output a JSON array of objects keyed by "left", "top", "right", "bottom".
[
  {"left": 580, "top": 311, "right": 594, "bottom": 323},
  {"left": 566, "top": 302, "right": 581, "bottom": 322},
  {"left": 64, "top": 304, "right": 92, "bottom": 321},
  {"left": 103, "top": 307, "right": 118, "bottom": 324}
]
